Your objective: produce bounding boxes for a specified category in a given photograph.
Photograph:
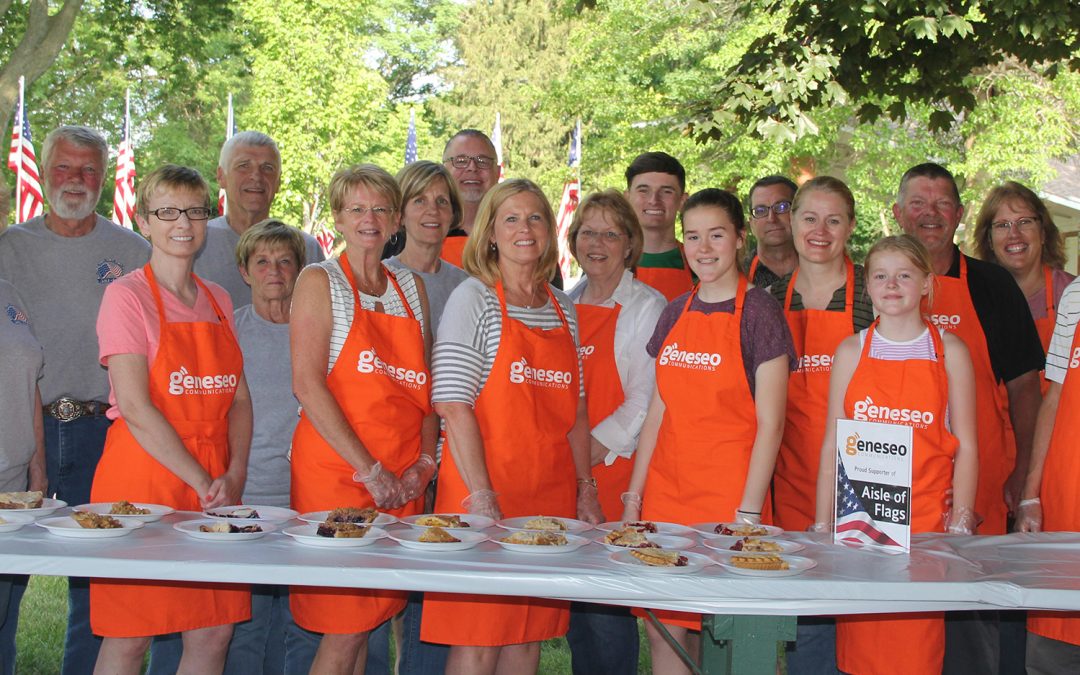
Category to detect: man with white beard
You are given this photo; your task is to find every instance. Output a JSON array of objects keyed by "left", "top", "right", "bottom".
[{"left": 0, "top": 126, "right": 150, "bottom": 675}]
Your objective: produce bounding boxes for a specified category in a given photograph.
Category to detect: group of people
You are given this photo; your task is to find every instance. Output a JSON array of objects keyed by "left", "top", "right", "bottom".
[{"left": 0, "top": 121, "right": 1077, "bottom": 675}]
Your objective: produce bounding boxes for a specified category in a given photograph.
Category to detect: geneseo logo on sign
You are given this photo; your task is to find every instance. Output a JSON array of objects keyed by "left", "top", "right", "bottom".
[
  {"left": 168, "top": 366, "right": 237, "bottom": 396},
  {"left": 357, "top": 348, "right": 427, "bottom": 389},
  {"left": 509, "top": 357, "right": 573, "bottom": 389},
  {"left": 851, "top": 395, "right": 935, "bottom": 429},
  {"left": 796, "top": 352, "right": 833, "bottom": 373},
  {"left": 844, "top": 431, "right": 909, "bottom": 458},
  {"left": 658, "top": 342, "right": 722, "bottom": 370}
]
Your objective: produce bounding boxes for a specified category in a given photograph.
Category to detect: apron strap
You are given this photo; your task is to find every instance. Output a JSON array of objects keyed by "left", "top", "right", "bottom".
[
  {"left": 748, "top": 255, "right": 760, "bottom": 281},
  {"left": 145, "top": 264, "right": 232, "bottom": 339},
  {"left": 494, "top": 281, "right": 571, "bottom": 332},
  {"left": 1044, "top": 265, "right": 1055, "bottom": 315},
  {"left": 339, "top": 252, "right": 416, "bottom": 320}
]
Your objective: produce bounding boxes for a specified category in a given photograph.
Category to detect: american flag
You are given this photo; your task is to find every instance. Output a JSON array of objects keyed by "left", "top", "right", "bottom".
[
  {"left": 6, "top": 77, "right": 44, "bottom": 224},
  {"left": 554, "top": 119, "right": 581, "bottom": 280},
  {"left": 112, "top": 90, "right": 136, "bottom": 229},
  {"left": 835, "top": 456, "right": 902, "bottom": 548},
  {"left": 404, "top": 109, "right": 417, "bottom": 165},
  {"left": 218, "top": 93, "right": 235, "bottom": 216},
  {"left": 315, "top": 224, "right": 336, "bottom": 259},
  {"left": 492, "top": 112, "right": 505, "bottom": 182}
]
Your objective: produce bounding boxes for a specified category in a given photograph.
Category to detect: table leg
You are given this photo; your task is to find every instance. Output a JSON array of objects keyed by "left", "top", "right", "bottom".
[{"left": 700, "top": 614, "right": 797, "bottom": 675}]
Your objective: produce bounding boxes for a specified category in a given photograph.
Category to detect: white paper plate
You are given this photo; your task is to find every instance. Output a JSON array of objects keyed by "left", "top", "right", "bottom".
[
  {"left": 399, "top": 513, "right": 494, "bottom": 530},
  {"left": 0, "top": 498, "right": 67, "bottom": 517},
  {"left": 599, "top": 533, "right": 696, "bottom": 553},
  {"left": 174, "top": 519, "right": 274, "bottom": 542},
  {"left": 690, "top": 522, "right": 783, "bottom": 538},
  {"left": 0, "top": 513, "right": 37, "bottom": 532},
  {"left": 712, "top": 551, "right": 817, "bottom": 577},
  {"left": 74, "top": 502, "right": 174, "bottom": 523},
  {"left": 608, "top": 549, "right": 711, "bottom": 574},
  {"left": 493, "top": 532, "right": 590, "bottom": 553},
  {"left": 283, "top": 524, "right": 388, "bottom": 548},
  {"left": 704, "top": 536, "right": 805, "bottom": 554},
  {"left": 203, "top": 505, "right": 298, "bottom": 523},
  {"left": 496, "top": 516, "right": 592, "bottom": 534},
  {"left": 595, "top": 520, "right": 696, "bottom": 537},
  {"left": 36, "top": 515, "right": 144, "bottom": 538},
  {"left": 389, "top": 529, "right": 488, "bottom": 551},
  {"left": 298, "top": 510, "right": 397, "bottom": 526}
]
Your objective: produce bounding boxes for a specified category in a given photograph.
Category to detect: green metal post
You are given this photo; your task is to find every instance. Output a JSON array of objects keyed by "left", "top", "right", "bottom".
[{"left": 700, "top": 614, "right": 798, "bottom": 675}]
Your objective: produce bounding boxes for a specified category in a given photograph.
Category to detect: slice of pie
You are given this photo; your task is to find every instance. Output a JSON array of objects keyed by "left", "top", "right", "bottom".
[
  {"left": 0, "top": 491, "right": 43, "bottom": 509},
  {"left": 316, "top": 521, "right": 369, "bottom": 538},
  {"left": 603, "top": 528, "right": 658, "bottom": 548},
  {"left": 630, "top": 549, "right": 688, "bottom": 567},
  {"left": 522, "top": 516, "right": 566, "bottom": 531},
  {"left": 109, "top": 500, "right": 150, "bottom": 515},
  {"left": 730, "top": 537, "right": 782, "bottom": 552},
  {"left": 500, "top": 530, "right": 567, "bottom": 546},
  {"left": 326, "top": 507, "right": 378, "bottom": 524},
  {"left": 71, "top": 511, "right": 122, "bottom": 529},
  {"left": 418, "top": 526, "right": 461, "bottom": 543},
  {"left": 199, "top": 522, "right": 262, "bottom": 534},
  {"left": 415, "top": 514, "right": 469, "bottom": 528},
  {"left": 730, "top": 554, "right": 789, "bottom": 571}
]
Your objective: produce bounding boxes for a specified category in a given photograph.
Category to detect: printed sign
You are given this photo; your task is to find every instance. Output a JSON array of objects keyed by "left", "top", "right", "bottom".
[{"left": 833, "top": 418, "right": 913, "bottom": 553}]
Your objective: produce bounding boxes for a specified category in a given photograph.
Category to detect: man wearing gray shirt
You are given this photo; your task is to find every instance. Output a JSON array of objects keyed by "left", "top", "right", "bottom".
[
  {"left": 0, "top": 125, "right": 150, "bottom": 675},
  {"left": 194, "top": 131, "right": 324, "bottom": 307}
]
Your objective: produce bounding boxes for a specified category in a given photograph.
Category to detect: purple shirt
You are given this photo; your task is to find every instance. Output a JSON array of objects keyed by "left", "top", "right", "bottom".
[
  {"left": 647, "top": 286, "right": 796, "bottom": 396},
  {"left": 1028, "top": 268, "right": 1076, "bottom": 320}
]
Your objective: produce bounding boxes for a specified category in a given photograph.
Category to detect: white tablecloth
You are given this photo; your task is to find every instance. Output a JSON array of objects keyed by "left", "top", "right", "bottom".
[{"left": 3, "top": 512, "right": 1080, "bottom": 617}]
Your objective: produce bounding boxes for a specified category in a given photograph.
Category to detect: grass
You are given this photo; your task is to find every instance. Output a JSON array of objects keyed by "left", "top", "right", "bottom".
[{"left": 15, "top": 578, "right": 661, "bottom": 674}]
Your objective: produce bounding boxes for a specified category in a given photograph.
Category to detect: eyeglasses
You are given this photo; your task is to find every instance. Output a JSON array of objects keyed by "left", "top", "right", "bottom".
[
  {"left": 148, "top": 207, "right": 212, "bottom": 221},
  {"left": 990, "top": 217, "right": 1040, "bottom": 236},
  {"left": 444, "top": 155, "right": 496, "bottom": 170},
  {"left": 578, "top": 229, "right": 625, "bottom": 243},
  {"left": 342, "top": 205, "right": 394, "bottom": 219},
  {"left": 750, "top": 201, "right": 791, "bottom": 219}
]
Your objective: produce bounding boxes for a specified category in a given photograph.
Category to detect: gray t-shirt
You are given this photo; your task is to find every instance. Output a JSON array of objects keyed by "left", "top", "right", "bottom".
[
  {"left": 0, "top": 280, "right": 44, "bottom": 491},
  {"left": 385, "top": 256, "right": 469, "bottom": 339},
  {"left": 194, "top": 216, "right": 326, "bottom": 309},
  {"left": 234, "top": 305, "right": 296, "bottom": 507},
  {"left": 0, "top": 215, "right": 150, "bottom": 403}
]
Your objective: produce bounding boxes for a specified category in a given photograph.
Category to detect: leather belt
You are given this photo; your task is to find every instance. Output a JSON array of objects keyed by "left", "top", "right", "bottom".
[{"left": 44, "top": 397, "right": 109, "bottom": 423}]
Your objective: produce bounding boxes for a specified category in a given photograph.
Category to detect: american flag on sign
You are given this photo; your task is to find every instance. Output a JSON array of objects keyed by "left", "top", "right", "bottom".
[
  {"left": 554, "top": 120, "right": 581, "bottom": 280},
  {"left": 6, "top": 78, "right": 44, "bottom": 224},
  {"left": 835, "top": 456, "right": 902, "bottom": 548},
  {"left": 112, "top": 90, "right": 136, "bottom": 229},
  {"left": 404, "top": 109, "right": 417, "bottom": 165}
]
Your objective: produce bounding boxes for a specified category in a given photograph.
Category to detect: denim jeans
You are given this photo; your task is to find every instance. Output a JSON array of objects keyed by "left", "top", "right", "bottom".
[
  {"left": 567, "top": 601, "right": 639, "bottom": 675},
  {"left": 396, "top": 593, "right": 449, "bottom": 675},
  {"left": 365, "top": 618, "right": 392, "bottom": 675},
  {"left": 224, "top": 585, "right": 320, "bottom": 675},
  {"left": 45, "top": 414, "right": 109, "bottom": 675},
  {"left": 784, "top": 616, "right": 840, "bottom": 675},
  {"left": 0, "top": 575, "right": 28, "bottom": 675}
]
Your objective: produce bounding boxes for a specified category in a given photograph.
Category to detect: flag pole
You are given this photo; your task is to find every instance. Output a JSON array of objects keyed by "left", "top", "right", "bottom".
[{"left": 15, "top": 76, "right": 24, "bottom": 221}]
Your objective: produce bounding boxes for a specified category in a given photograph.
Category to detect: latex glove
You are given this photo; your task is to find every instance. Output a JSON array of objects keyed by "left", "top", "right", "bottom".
[
  {"left": 576, "top": 482, "right": 604, "bottom": 525},
  {"left": 1015, "top": 498, "right": 1042, "bottom": 533},
  {"left": 353, "top": 462, "right": 405, "bottom": 509},
  {"left": 620, "top": 491, "right": 642, "bottom": 522},
  {"left": 808, "top": 522, "right": 831, "bottom": 534},
  {"left": 399, "top": 455, "right": 436, "bottom": 503},
  {"left": 462, "top": 489, "right": 501, "bottom": 520},
  {"left": 944, "top": 505, "right": 978, "bottom": 535},
  {"left": 734, "top": 509, "right": 762, "bottom": 525}
]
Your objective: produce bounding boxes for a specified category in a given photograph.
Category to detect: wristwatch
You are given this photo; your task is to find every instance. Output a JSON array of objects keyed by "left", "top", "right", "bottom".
[{"left": 576, "top": 477, "right": 598, "bottom": 488}]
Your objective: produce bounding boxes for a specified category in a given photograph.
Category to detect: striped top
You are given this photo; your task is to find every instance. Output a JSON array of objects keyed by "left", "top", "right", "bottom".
[
  {"left": 861, "top": 325, "right": 939, "bottom": 361},
  {"left": 769, "top": 263, "right": 875, "bottom": 333},
  {"left": 432, "top": 277, "right": 583, "bottom": 405},
  {"left": 316, "top": 258, "right": 425, "bottom": 372},
  {"left": 1046, "top": 276, "right": 1080, "bottom": 383}
]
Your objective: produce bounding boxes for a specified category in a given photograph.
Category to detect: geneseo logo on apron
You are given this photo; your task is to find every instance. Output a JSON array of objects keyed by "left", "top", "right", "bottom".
[
  {"left": 167, "top": 366, "right": 238, "bottom": 396},
  {"left": 357, "top": 347, "right": 428, "bottom": 389},
  {"left": 508, "top": 356, "right": 573, "bottom": 389},
  {"left": 851, "top": 395, "right": 936, "bottom": 428},
  {"left": 657, "top": 341, "right": 722, "bottom": 370}
]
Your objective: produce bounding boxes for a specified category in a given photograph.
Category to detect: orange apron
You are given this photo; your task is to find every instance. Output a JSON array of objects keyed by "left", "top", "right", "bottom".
[
  {"left": 440, "top": 235, "right": 467, "bottom": 268},
  {"left": 933, "top": 256, "right": 1013, "bottom": 534},
  {"left": 748, "top": 255, "right": 762, "bottom": 283},
  {"left": 835, "top": 322, "right": 957, "bottom": 675},
  {"left": 1034, "top": 266, "right": 1057, "bottom": 396},
  {"left": 289, "top": 254, "right": 430, "bottom": 634},
  {"left": 1028, "top": 316, "right": 1080, "bottom": 645},
  {"left": 640, "top": 276, "right": 763, "bottom": 629},
  {"left": 90, "top": 266, "right": 249, "bottom": 638},
  {"left": 422, "top": 283, "right": 579, "bottom": 646},
  {"left": 774, "top": 259, "right": 855, "bottom": 531},
  {"left": 576, "top": 302, "right": 630, "bottom": 520},
  {"left": 636, "top": 245, "right": 693, "bottom": 301}
]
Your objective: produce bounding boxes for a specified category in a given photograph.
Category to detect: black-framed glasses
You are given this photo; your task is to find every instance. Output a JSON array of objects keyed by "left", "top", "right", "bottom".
[
  {"left": 750, "top": 201, "right": 791, "bottom": 219},
  {"left": 578, "top": 229, "right": 625, "bottom": 243},
  {"left": 444, "top": 155, "right": 496, "bottom": 170},
  {"left": 148, "top": 207, "right": 212, "bottom": 221},
  {"left": 990, "top": 217, "right": 1040, "bottom": 236},
  {"left": 342, "top": 205, "right": 394, "bottom": 219}
]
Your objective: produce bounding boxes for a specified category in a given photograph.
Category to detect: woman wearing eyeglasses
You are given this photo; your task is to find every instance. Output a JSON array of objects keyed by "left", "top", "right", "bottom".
[
  {"left": 565, "top": 190, "right": 666, "bottom": 674},
  {"left": 90, "top": 165, "right": 252, "bottom": 674},
  {"left": 972, "top": 181, "right": 1074, "bottom": 394},
  {"left": 289, "top": 165, "right": 437, "bottom": 674}
]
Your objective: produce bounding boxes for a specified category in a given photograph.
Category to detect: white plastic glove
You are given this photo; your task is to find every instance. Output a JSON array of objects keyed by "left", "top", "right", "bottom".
[
  {"left": 620, "top": 491, "right": 642, "bottom": 522},
  {"left": 734, "top": 509, "right": 762, "bottom": 525},
  {"left": 400, "top": 455, "right": 437, "bottom": 503},
  {"left": 1015, "top": 498, "right": 1042, "bottom": 533},
  {"left": 462, "top": 489, "right": 501, "bottom": 520},
  {"left": 353, "top": 461, "right": 405, "bottom": 509},
  {"left": 945, "top": 505, "right": 978, "bottom": 535},
  {"left": 576, "top": 482, "right": 604, "bottom": 525}
]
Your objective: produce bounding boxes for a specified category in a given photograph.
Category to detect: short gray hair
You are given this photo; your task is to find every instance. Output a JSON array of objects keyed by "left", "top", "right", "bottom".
[
  {"left": 219, "top": 131, "right": 281, "bottom": 171},
  {"left": 41, "top": 126, "right": 108, "bottom": 173}
]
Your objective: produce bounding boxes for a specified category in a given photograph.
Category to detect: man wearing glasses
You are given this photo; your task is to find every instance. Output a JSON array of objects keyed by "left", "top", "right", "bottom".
[
  {"left": 193, "top": 131, "right": 324, "bottom": 308},
  {"left": 0, "top": 125, "right": 151, "bottom": 675},
  {"left": 439, "top": 129, "right": 500, "bottom": 268},
  {"left": 745, "top": 175, "right": 798, "bottom": 288}
]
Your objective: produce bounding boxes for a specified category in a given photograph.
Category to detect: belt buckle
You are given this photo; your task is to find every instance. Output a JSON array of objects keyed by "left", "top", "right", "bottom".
[{"left": 52, "top": 397, "right": 83, "bottom": 423}]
